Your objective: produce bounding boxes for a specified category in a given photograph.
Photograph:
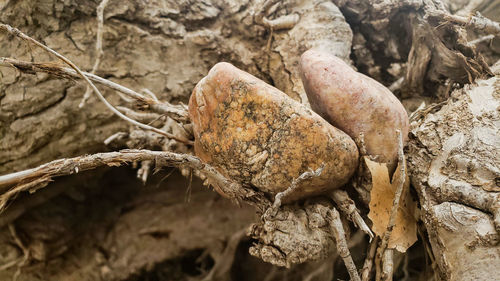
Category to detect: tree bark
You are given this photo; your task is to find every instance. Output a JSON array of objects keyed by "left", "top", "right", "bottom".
[{"left": 408, "top": 76, "right": 500, "bottom": 280}]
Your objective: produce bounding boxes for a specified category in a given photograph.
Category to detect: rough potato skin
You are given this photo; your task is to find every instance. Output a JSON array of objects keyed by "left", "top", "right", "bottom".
[
  {"left": 300, "top": 49, "right": 409, "bottom": 169},
  {"left": 189, "top": 62, "right": 359, "bottom": 201}
]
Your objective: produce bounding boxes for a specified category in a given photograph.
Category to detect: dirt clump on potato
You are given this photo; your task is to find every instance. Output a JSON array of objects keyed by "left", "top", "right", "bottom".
[{"left": 189, "top": 62, "right": 359, "bottom": 202}]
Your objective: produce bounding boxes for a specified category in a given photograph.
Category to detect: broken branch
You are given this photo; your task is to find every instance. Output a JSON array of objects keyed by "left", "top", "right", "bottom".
[{"left": 375, "top": 129, "right": 406, "bottom": 281}]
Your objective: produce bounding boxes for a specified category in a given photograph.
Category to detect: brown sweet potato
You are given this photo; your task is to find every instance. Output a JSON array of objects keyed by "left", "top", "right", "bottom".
[
  {"left": 299, "top": 49, "right": 409, "bottom": 170},
  {"left": 188, "top": 62, "right": 359, "bottom": 202}
]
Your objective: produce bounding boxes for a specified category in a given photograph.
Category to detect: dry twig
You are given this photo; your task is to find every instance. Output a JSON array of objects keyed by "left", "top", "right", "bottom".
[
  {"left": 429, "top": 10, "right": 500, "bottom": 35},
  {"left": 328, "top": 207, "right": 361, "bottom": 281},
  {"left": 79, "top": 0, "right": 110, "bottom": 107},
  {"left": 330, "top": 189, "right": 374, "bottom": 240},
  {"left": 375, "top": 130, "right": 406, "bottom": 281},
  {"left": 380, "top": 249, "right": 394, "bottom": 281},
  {"left": 361, "top": 237, "right": 379, "bottom": 281},
  {"left": 0, "top": 150, "right": 268, "bottom": 211},
  {"left": 0, "top": 24, "right": 191, "bottom": 144},
  {"left": 263, "top": 165, "right": 324, "bottom": 219},
  {"left": 0, "top": 57, "right": 189, "bottom": 122},
  {"left": 379, "top": 130, "right": 406, "bottom": 252}
]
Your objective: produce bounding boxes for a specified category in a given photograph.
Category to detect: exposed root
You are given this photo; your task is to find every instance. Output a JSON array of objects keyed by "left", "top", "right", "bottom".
[
  {"left": 330, "top": 189, "right": 374, "bottom": 240},
  {"left": 201, "top": 228, "right": 247, "bottom": 281},
  {"left": 361, "top": 237, "right": 379, "bottom": 281},
  {"left": 79, "top": 0, "right": 110, "bottom": 108},
  {"left": 254, "top": 0, "right": 299, "bottom": 31},
  {"left": 328, "top": 207, "right": 361, "bottom": 281},
  {"left": 428, "top": 10, "right": 500, "bottom": 35},
  {"left": 249, "top": 199, "right": 336, "bottom": 268},
  {"left": 137, "top": 160, "right": 152, "bottom": 184},
  {"left": 0, "top": 150, "right": 269, "bottom": 211},
  {"left": 8, "top": 224, "right": 30, "bottom": 280},
  {"left": 263, "top": 165, "right": 325, "bottom": 220},
  {"left": 0, "top": 57, "right": 190, "bottom": 123},
  {"left": 116, "top": 106, "right": 162, "bottom": 123},
  {"left": 0, "top": 24, "right": 192, "bottom": 144},
  {"left": 375, "top": 130, "right": 406, "bottom": 280}
]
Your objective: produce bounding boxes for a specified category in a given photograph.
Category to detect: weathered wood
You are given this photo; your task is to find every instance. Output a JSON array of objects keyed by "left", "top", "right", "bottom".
[{"left": 408, "top": 76, "right": 500, "bottom": 280}]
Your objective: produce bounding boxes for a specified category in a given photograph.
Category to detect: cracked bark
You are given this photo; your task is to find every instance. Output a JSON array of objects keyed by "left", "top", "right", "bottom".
[{"left": 408, "top": 76, "right": 500, "bottom": 281}]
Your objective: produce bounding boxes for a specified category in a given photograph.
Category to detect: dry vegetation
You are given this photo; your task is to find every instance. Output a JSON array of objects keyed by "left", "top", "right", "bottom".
[{"left": 0, "top": 0, "right": 499, "bottom": 280}]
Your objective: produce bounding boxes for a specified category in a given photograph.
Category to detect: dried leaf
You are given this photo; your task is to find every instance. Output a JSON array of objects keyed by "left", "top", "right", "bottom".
[{"left": 366, "top": 157, "right": 417, "bottom": 252}]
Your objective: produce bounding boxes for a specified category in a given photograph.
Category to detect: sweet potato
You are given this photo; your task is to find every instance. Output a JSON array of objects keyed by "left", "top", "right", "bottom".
[
  {"left": 188, "top": 62, "right": 359, "bottom": 202},
  {"left": 299, "top": 49, "right": 409, "bottom": 170}
]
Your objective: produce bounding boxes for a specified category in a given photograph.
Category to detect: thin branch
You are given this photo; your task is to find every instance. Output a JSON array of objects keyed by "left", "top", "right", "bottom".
[
  {"left": 202, "top": 228, "right": 247, "bottom": 281},
  {"left": 79, "top": 0, "right": 110, "bottom": 108},
  {"left": 375, "top": 130, "right": 406, "bottom": 281},
  {"left": 0, "top": 56, "right": 190, "bottom": 123},
  {"left": 103, "top": 132, "right": 129, "bottom": 146},
  {"left": 381, "top": 249, "right": 394, "bottom": 281},
  {"left": 116, "top": 106, "right": 161, "bottom": 123},
  {"left": 429, "top": 10, "right": 500, "bottom": 35},
  {"left": 361, "top": 237, "right": 379, "bottom": 281},
  {"left": 388, "top": 76, "right": 404, "bottom": 92},
  {"left": 0, "top": 150, "right": 268, "bottom": 211},
  {"left": 379, "top": 130, "right": 406, "bottom": 253},
  {"left": 0, "top": 24, "right": 192, "bottom": 144},
  {"left": 469, "top": 34, "right": 495, "bottom": 45},
  {"left": 263, "top": 165, "right": 324, "bottom": 219},
  {"left": 328, "top": 207, "right": 361, "bottom": 281},
  {"left": 331, "top": 189, "right": 374, "bottom": 240}
]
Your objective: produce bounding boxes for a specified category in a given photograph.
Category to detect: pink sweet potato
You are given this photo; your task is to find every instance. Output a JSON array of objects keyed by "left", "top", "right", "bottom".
[
  {"left": 189, "top": 62, "right": 359, "bottom": 202},
  {"left": 300, "top": 49, "right": 409, "bottom": 170}
]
